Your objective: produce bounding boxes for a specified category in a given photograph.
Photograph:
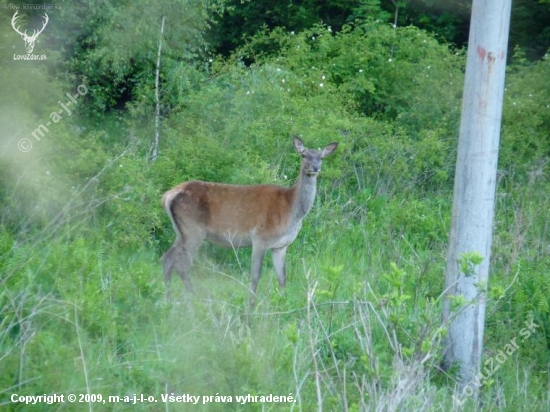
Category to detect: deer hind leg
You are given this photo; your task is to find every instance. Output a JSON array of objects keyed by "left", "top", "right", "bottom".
[
  {"left": 162, "top": 240, "right": 181, "bottom": 300},
  {"left": 162, "top": 230, "right": 205, "bottom": 300},
  {"left": 249, "top": 243, "right": 268, "bottom": 308},
  {"left": 271, "top": 245, "right": 288, "bottom": 289}
]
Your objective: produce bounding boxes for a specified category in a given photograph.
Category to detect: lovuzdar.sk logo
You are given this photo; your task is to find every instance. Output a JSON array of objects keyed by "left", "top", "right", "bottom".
[{"left": 11, "top": 11, "right": 48, "bottom": 59}]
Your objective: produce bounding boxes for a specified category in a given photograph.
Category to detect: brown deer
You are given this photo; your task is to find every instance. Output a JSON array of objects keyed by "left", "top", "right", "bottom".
[{"left": 161, "top": 136, "right": 338, "bottom": 305}]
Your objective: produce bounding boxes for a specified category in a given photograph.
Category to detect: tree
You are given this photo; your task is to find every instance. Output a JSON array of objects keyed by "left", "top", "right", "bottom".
[
  {"left": 45, "top": 0, "right": 225, "bottom": 115},
  {"left": 442, "top": 0, "right": 512, "bottom": 400}
]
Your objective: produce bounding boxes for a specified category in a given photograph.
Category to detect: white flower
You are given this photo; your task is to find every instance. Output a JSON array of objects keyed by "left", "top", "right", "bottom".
[{"left": 319, "top": 83, "right": 324, "bottom": 87}]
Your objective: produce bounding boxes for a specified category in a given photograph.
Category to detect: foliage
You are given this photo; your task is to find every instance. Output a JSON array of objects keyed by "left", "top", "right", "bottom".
[
  {"left": 38, "top": 0, "right": 226, "bottom": 115},
  {"left": 237, "top": 22, "right": 463, "bottom": 134},
  {"left": 501, "top": 52, "right": 550, "bottom": 179},
  {"left": 1, "top": 2, "right": 550, "bottom": 410},
  {"left": 211, "top": 0, "right": 391, "bottom": 55},
  {"left": 212, "top": 0, "right": 550, "bottom": 61}
]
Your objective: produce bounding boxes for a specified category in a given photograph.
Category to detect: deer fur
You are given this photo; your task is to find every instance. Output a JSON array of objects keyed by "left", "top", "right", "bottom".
[{"left": 161, "top": 136, "right": 338, "bottom": 305}]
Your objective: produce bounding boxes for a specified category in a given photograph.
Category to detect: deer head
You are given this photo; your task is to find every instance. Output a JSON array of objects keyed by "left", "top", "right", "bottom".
[{"left": 11, "top": 11, "right": 49, "bottom": 54}]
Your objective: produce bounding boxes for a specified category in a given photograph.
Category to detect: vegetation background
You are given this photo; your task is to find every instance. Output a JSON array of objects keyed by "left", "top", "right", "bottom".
[{"left": 1, "top": 0, "right": 549, "bottom": 410}]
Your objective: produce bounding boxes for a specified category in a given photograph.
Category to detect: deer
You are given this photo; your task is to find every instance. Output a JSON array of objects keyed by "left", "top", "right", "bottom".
[
  {"left": 11, "top": 11, "right": 49, "bottom": 54},
  {"left": 161, "top": 136, "right": 338, "bottom": 306}
]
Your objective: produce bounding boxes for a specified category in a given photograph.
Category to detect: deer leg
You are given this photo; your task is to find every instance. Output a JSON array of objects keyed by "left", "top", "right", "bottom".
[
  {"left": 162, "top": 228, "right": 204, "bottom": 300},
  {"left": 173, "top": 231, "right": 204, "bottom": 295},
  {"left": 271, "top": 246, "right": 288, "bottom": 288},
  {"left": 249, "top": 243, "right": 267, "bottom": 307},
  {"left": 161, "top": 240, "right": 181, "bottom": 300}
]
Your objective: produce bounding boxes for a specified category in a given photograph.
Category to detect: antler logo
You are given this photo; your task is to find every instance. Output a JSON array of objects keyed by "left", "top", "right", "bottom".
[{"left": 11, "top": 11, "right": 49, "bottom": 54}]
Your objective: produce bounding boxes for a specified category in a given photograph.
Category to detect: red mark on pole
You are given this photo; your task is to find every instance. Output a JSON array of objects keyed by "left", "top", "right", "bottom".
[{"left": 477, "top": 45, "right": 486, "bottom": 61}]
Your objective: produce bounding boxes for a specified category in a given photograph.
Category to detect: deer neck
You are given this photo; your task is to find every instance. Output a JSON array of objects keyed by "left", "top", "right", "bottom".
[{"left": 291, "top": 169, "right": 318, "bottom": 221}]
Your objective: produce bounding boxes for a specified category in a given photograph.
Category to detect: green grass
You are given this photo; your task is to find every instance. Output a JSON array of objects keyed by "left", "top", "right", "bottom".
[
  {"left": 1, "top": 182, "right": 549, "bottom": 411},
  {"left": 2, "top": 9, "right": 549, "bottom": 409}
]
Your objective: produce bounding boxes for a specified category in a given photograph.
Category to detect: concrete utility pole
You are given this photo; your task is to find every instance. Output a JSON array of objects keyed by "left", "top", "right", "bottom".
[{"left": 443, "top": 0, "right": 512, "bottom": 393}]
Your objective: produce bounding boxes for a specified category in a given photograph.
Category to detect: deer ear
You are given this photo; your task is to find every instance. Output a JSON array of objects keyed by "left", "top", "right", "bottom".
[
  {"left": 293, "top": 136, "right": 306, "bottom": 153},
  {"left": 321, "top": 142, "right": 338, "bottom": 158}
]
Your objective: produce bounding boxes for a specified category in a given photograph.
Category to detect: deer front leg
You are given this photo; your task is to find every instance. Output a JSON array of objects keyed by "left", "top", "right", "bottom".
[
  {"left": 271, "top": 245, "right": 288, "bottom": 288},
  {"left": 249, "top": 243, "right": 267, "bottom": 307}
]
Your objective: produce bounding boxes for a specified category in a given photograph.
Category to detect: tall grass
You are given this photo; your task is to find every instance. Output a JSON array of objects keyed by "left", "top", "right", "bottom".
[
  {"left": 2, "top": 177, "right": 549, "bottom": 411},
  {"left": 0, "top": 137, "right": 547, "bottom": 411}
]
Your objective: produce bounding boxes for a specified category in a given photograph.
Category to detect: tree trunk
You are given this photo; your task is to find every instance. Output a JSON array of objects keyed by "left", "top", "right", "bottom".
[
  {"left": 150, "top": 15, "right": 165, "bottom": 162},
  {"left": 442, "top": 0, "right": 511, "bottom": 397}
]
